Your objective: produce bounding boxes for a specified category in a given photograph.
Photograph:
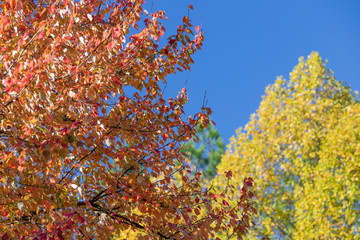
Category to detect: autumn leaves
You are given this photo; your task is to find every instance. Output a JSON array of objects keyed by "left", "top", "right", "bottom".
[{"left": 0, "top": 1, "right": 254, "bottom": 239}]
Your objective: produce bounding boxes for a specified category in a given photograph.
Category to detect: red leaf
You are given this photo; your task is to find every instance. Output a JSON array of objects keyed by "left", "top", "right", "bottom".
[
  {"left": 1, "top": 233, "right": 10, "bottom": 240},
  {"left": 245, "top": 180, "right": 253, "bottom": 187},
  {"left": 251, "top": 207, "right": 257, "bottom": 214},
  {"left": 5, "top": 86, "right": 11, "bottom": 93},
  {"left": 225, "top": 170, "right": 232, "bottom": 179},
  {"left": 59, "top": 127, "right": 68, "bottom": 134},
  {"left": 188, "top": 4, "right": 193, "bottom": 10},
  {"left": 77, "top": 215, "right": 86, "bottom": 223},
  {"left": 222, "top": 200, "right": 229, "bottom": 206},
  {"left": 3, "top": 17, "right": 9, "bottom": 26},
  {"left": 113, "top": 27, "right": 121, "bottom": 38},
  {"left": 38, "top": 234, "right": 47, "bottom": 240},
  {"left": 107, "top": 41, "right": 115, "bottom": 49},
  {"left": 245, "top": 177, "right": 253, "bottom": 187},
  {"left": 194, "top": 208, "right": 200, "bottom": 215},
  {"left": 71, "top": 121, "right": 79, "bottom": 128},
  {"left": 37, "top": 32, "right": 45, "bottom": 39},
  {"left": 195, "top": 25, "right": 200, "bottom": 33}
]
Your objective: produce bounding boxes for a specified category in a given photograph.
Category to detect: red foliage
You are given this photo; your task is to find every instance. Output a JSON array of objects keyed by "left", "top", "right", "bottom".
[{"left": 0, "top": 0, "right": 255, "bottom": 239}]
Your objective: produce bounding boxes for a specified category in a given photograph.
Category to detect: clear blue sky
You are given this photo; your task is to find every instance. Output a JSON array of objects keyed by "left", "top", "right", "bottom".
[{"left": 147, "top": 0, "right": 360, "bottom": 145}]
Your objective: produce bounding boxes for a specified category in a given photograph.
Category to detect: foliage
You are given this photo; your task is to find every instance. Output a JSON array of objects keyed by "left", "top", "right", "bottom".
[
  {"left": 183, "top": 123, "right": 225, "bottom": 180},
  {"left": 0, "top": 0, "right": 255, "bottom": 239},
  {"left": 215, "top": 52, "right": 360, "bottom": 239}
]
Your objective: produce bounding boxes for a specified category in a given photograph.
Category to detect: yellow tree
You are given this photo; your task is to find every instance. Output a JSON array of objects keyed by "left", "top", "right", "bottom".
[
  {"left": 215, "top": 52, "right": 360, "bottom": 239},
  {"left": 0, "top": 0, "right": 255, "bottom": 239}
]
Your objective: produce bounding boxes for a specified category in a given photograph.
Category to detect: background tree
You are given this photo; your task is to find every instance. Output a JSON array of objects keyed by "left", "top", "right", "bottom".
[
  {"left": 183, "top": 122, "right": 225, "bottom": 180},
  {"left": 0, "top": 0, "right": 255, "bottom": 239},
  {"left": 215, "top": 52, "right": 360, "bottom": 239}
]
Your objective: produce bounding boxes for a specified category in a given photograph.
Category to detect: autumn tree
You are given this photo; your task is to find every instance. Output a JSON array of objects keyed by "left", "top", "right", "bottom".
[
  {"left": 183, "top": 123, "right": 225, "bottom": 180},
  {"left": 0, "top": 0, "right": 255, "bottom": 239},
  {"left": 214, "top": 52, "right": 360, "bottom": 239}
]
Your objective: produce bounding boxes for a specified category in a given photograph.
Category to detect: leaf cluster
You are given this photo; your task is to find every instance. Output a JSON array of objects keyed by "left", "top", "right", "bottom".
[
  {"left": 0, "top": 1, "right": 255, "bottom": 239},
  {"left": 215, "top": 52, "right": 360, "bottom": 239}
]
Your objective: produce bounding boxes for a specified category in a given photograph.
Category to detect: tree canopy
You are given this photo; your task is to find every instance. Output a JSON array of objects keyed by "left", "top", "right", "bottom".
[
  {"left": 215, "top": 52, "right": 360, "bottom": 239},
  {"left": 183, "top": 123, "right": 225, "bottom": 180},
  {"left": 0, "top": 0, "right": 255, "bottom": 239}
]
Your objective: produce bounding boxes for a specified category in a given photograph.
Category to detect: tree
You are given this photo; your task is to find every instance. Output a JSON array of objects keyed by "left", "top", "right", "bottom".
[
  {"left": 183, "top": 123, "right": 225, "bottom": 180},
  {"left": 215, "top": 52, "right": 360, "bottom": 239},
  {"left": 0, "top": 0, "right": 255, "bottom": 239}
]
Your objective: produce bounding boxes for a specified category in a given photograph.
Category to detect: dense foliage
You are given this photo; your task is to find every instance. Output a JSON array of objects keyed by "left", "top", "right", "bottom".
[
  {"left": 0, "top": 0, "right": 255, "bottom": 239},
  {"left": 215, "top": 52, "right": 360, "bottom": 239}
]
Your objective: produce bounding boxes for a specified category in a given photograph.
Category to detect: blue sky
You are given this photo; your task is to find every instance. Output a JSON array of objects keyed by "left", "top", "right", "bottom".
[{"left": 147, "top": 0, "right": 360, "bottom": 145}]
